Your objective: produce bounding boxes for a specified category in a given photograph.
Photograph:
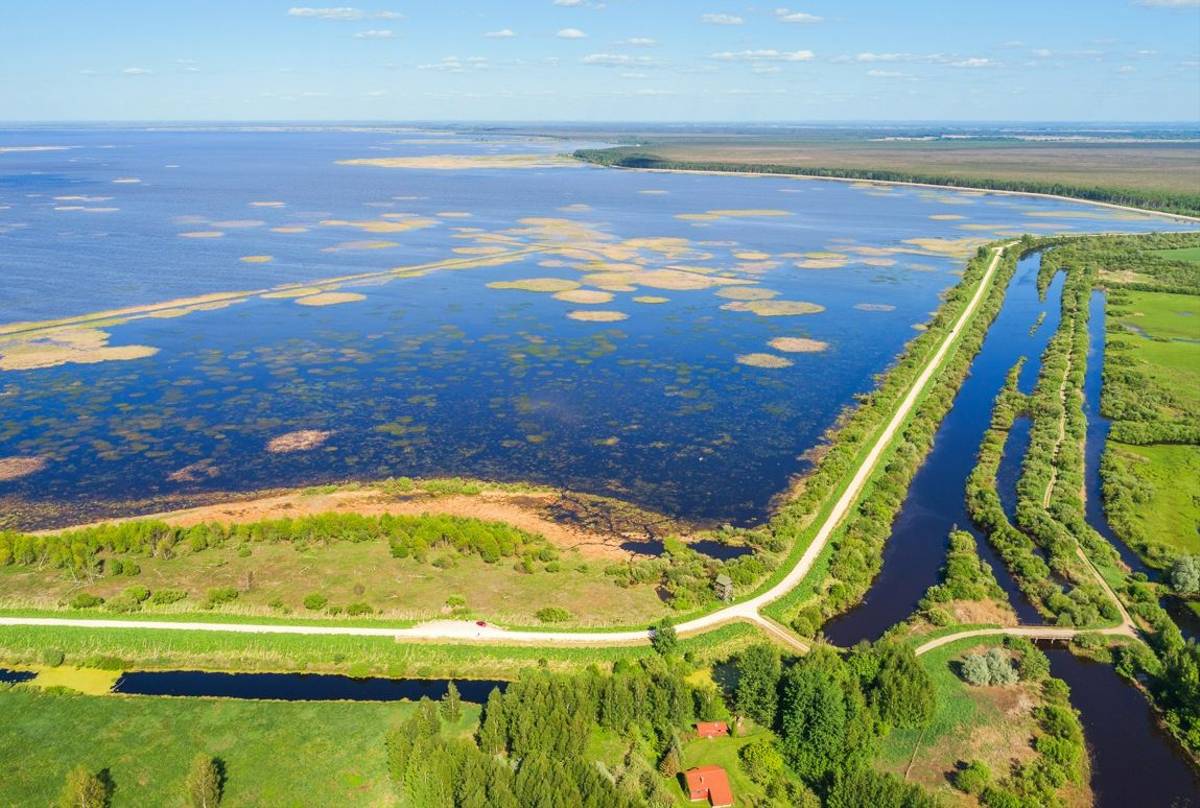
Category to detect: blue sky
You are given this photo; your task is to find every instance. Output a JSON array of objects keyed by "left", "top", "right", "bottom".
[{"left": 2, "top": 1, "right": 1198, "bottom": 121}]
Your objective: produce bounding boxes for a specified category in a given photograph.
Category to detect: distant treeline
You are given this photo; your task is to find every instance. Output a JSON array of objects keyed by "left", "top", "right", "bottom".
[{"left": 574, "top": 148, "right": 1200, "bottom": 218}]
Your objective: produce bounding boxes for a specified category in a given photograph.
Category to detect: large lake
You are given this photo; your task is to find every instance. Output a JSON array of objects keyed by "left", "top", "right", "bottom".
[{"left": 0, "top": 127, "right": 1186, "bottom": 527}]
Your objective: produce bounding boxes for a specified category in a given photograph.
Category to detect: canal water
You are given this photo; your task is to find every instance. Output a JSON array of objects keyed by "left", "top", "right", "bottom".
[
  {"left": 1044, "top": 648, "right": 1199, "bottom": 807},
  {"left": 112, "top": 670, "right": 506, "bottom": 703},
  {"left": 823, "top": 253, "right": 1057, "bottom": 645},
  {"left": 0, "top": 669, "right": 35, "bottom": 685},
  {"left": 1082, "top": 290, "right": 1151, "bottom": 576}
]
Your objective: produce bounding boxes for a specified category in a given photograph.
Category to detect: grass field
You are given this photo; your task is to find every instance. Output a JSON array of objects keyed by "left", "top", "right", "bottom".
[
  {"left": 0, "top": 538, "right": 669, "bottom": 629},
  {"left": 0, "top": 620, "right": 762, "bottom": 679},
  {"left": 0, "top": 685, "right": 474, "bottom": 806},
  {"left": 876, "top": 637, "right": 1090, "bottom": 807},
  {"left": 1112, "top": 290, "right": 1200, "bottom": 418},
  {"left": 676, "top": 727, "right": 771, "bottom": 805},
  {"left": 590, "top": 138, "right": 1200, "bottom": 196},
  {"left": 1153, "top": 246, "right": 1200, "bottom": 265},
  {"left": 1106, "top": 443, "right": 1200, "bottom": 556}
]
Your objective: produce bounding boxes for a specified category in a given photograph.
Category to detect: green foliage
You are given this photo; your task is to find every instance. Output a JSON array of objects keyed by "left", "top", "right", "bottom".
[
  {"left": 733, "top": 643, "right": 781, "bottom": 726},
  {"left": 41, "top": 647, "right": 65, "bottom": 667},
  {"left": 953, "top": 759, "right": 991, "bottom": 795},
  {"left": 1170, "top": 556, "right": 1200, "bottom": 595},
  {"left": 185, "top": 754, "right": 222, "bottom": 808},
  {"left": 650, "top": 619, "right": 677, "bottom": 656},
  {"left": 202, "top": 587, "right": 238, "bottom": 609},
  {"left": 962, "top": 648, "right": 1017, "bottom": 686},
  {"left": 920, "top": 530, "right": 1006, "bottom": 614},
  {"left": 739, "top": 737, "right": 785, "bottom": 784},
  {"left": 825, "top": 768, "right": 937, "bottom": 808},
  {"left": 57, "top": 765, "right": 108, "bottom": 808},
  {"left": 302, "top": 594, "right": 328, "bottom": 611},
  {"left": 534, "top": 606, "right": 571, "bottom": 623},
  {"left": 441, "top": 681, "right": 462, "bottom": 723},
  {"left": 869, "top": 644, "right": 935, "bottom": 729},
  {"left": 149, "top": 588, "right": 187, "bottom": 605},
  {"left": 69, "top": 593, "right": 104, "bottom": 609}
]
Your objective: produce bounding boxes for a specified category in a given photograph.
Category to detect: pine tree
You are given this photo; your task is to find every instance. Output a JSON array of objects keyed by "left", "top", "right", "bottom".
[
  {"left": 185, "top": 754, "right": 222, "bottom": 808},
  {"left": 478, "top": 687, "right": 507, "bottom": 754},
  {"left": 57, "top": 765, "right": 107, "bottom": 808},
  {"left": 441, "top": 680, "right": 463, "bottom": 723}
]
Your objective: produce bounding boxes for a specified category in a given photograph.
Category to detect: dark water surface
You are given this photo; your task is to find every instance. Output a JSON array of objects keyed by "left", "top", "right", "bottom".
[
  {"left": 1, "top": 127, "right": 1186, "bottom": 528},
  {"left": 1044, "top": 648, "right": 1199, "bottom": 808},
  {"left": 113, "top": 670, "right": 506, "bottom": 703},
  {"left": 822, "top": 255, "right": 1058, "bottom": 645},
  {"left": 0, "top": 669, "right": 35, "bottom": 684}
]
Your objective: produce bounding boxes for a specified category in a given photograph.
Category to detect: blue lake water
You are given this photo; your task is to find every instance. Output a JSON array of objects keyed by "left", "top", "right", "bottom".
[{"left": 0, "top": 126, "right": 1189, "bottom": 528}]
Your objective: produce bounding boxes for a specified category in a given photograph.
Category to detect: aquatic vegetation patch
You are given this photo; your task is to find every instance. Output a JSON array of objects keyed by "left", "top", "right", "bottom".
[
  {"left": 266, "top": 430, "right": 333, "bottom": 453},
  {"left": 715, "top": 286, "right": 778, "bottom": 301},
  {"left": 582, "top": 268, "right": 745, "bottom": 292},
  {"left": 854, "top": 303, "right": 897, "bottom": 312},
  {"left": 239, "top": 255, "right": 274, "bottom": 264},
  {"left": 0, "top": 456, "right": 47, "bottom": 481},
  {"left": 453, "top": 246, "right": 509, "bottom": 256},
  {"left": 167, "top": 459, "right": 220, "bottom": 483},
  {"left": 336, "top": 154, "right": 576, "bottom": 170},
  {"left": 211, "top": 219, "right": 266, "bottom": 229},
  {"left": 861, "top": 257, "right": 897, "bottom": 267},
  {"left": 261, "top": 287, "right": 324, "bottom": 299},
  {"left": 632, "top": 296, "right": 669, "bottom": 304},
  {"left": 736, "top": 353, "right": 793, "bottom": 368},
  {"left": 319, "top": 218, "right": 438, "bottom": 234},
  {"left": 488, "top": 278, "right": 581, "bottom": 293},
  {"left": 294, "top": 292, "right": 367, "bottom": 307},
  {"left": 321, "top": 240, "right": 400, "bottom": 252},
  {"left": 552, "top": 289, "right": 614, "bottom": 304},
  {"left": 437, "top": 211, "right": 472, "bottom": 218},
  {"left": 566, "top": 310, "right": 628, "bottom": 322},
  {"left": 903, "top": 236, "right": 987, "bottom": 257},
  {"left": 0, "top": 328, "right": 158, "bottom": 371},
  {"left": 178, "top": 231, "right": 225, "bottom": 238},
  {"left": 928, "top": 214, "right": 965, "bottom": 221},
  {"left": 734, "top": 250, "right": 771, "bottom": 260},
  {"left": 112, "top": 177, "right": 142, "bottom": 184},
  {"left": 768, "top": 337, "right": 829, "bottom": 353},
  {"left": 270, "top": 226, "right": 308, "bottom": 234},
  {"left": 720, "top": 299, "right": 825, "bottom": 317},
  {"left": 250, "top": 200, "right": 286, "bottom": 208},
  {"left": 795, "top": 258, "right": 847, "bottom": 269}
]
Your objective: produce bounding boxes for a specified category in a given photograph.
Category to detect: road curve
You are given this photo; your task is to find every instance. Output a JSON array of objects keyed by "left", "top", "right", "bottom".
[
  {"left": 912, "top": 623, "right": 1136, "bottom": 657},
  {"left": 0, "top": 246, "right": 1010, "bottom": 648}
]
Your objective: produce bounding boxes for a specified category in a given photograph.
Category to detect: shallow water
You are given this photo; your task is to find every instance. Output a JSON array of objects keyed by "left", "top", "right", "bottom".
[
  {"left": 0, "top": 126, "right": 1188, "bottom": 528},
  {"left": 1043, "top": 648, "right": 1199, "bottom": 807},
  {"left": 823, "top": 256, "right": 1061, "bottom": 645},
  {"left": 112, "top": 670, "right": 506, "bottom": 703},
  {"left": 0, "top": 669, "right": 35, "bottom": 684}
]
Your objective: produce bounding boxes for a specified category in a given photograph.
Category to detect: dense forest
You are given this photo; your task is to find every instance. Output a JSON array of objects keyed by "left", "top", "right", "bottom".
[{"left": 574, "top": 149, "right": 1200, "bottom": 218}]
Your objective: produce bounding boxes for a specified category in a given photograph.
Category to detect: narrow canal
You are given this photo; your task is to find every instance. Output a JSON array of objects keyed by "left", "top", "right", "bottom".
[
  {"left": 823, "top": 253, "right": 1055, "bottom": 645},
  {"left": 112, "top": 671, "right": 506, "bottom": 702},
  {"left": 1044, "top": 647, "right": 1199, "bottom": 807}
]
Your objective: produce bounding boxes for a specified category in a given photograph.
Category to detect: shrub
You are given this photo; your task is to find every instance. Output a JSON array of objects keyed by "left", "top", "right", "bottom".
[
  {"left": 535, "top": 606, "right": 571, "bottom": 623},
  {"left": 203, "top": 587, "right": 238, "bottom": 608},
  {"left": 122, "top": 586, "right": 150, "bottom": 603},
  {"left": 962, "top": 648, "right": 1017, "bottom": 686},
  {"left": 953, "top": 760, "right": 991, "bottom": 795},
  {"left": 122, "top": 562, "right": 141, "bottom": 576},
  {"left": 150, "top": 588, "right": 187, "bottom": 605},
  {"left": 650, "top": 619, "right": 678, "bottom": 655},
  {"left": 345, "top": 602, "right": 374, "bottom": 616},
  {"left": 303, "top": 593, "right": 328, "bottom": 611},
  {"left": 41, "top": 648, "right": 65, "bottom": 667},
  {"left": 105, "top": 595, "right": 142, "bottom": 613},
  {"left": 69, "top": 593, "right": 104, "bottom": 609},
  {"left": 1169, "top": 555, "right": 1200, "bottom": 595}
]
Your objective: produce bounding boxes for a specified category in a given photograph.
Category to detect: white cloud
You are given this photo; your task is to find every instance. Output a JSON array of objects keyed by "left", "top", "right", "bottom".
[
  {"left": 1118, "top": 64, "right": 1136, "bottom": 73},
  {"left": 287, "top": 7, "right": 401, "bottom": 20},
  {"left": 122, "top": 67, "right": 152, "bottom": 75},
  {"left": 1137, "top": 0, "right": 1199, "bottom": 6},
  {"left": 855, "top": 52, "right": 919, "bottom": 62},
  {"left": 79, "top": 69, "right": 96, "bottom": 76},
  {"left": 619, "top": 71, "right": 649, "bottom": 79},
  {"left": 417, "top": 56, "right": 490, "bottom": 72},
  {"left": 867, "top": 69, "right": 912, "bottom": 78},
  {"left": 950, "top": 57, "right": 995, "bottom": 68},
  {"left": 554, "top": 0, "right": 583, "bottom": 5},
  {"left": 711, "top": 49, "right": 814, "bottom": 62},
  {"left": 701, "top": 13, "right": 743, "bottom": 25},
  {"left": 1032, "top": 48, "right": 1053, "bottom": 58},
  {"left": 582, "top": 53, "right": 653, "bottom": 66},
  {"left": 774, "top": 8, "right": 822, "bottom": 23},
  {"left": 485, "top": 28, "right": 516, "bottom": 38},
  {"left": 556, "top": 27, "right": 587, "bottom": 39},
  {"left": 618, "top": 37, "right": 657, "bottom": 46},
  {"left": 354, "top": 29, "right": 393, "bottom": 39}
]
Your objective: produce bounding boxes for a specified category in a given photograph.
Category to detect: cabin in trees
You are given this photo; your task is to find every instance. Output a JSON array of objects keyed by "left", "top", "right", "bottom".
[
  {"left": 694, "top": 720, "right": 729, "bottom": 739},
  {"left": 714, "top": 574, "right": 734, "bottom": 601},
  {"left": 684, "top": 765, "right": 734, "bottom": 807}
]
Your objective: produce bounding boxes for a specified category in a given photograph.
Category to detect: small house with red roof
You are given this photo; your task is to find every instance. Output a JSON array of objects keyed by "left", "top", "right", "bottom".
[
  {"left": 684, "top": 765, "right": 734, "bottom": 807},
  {"left": 695, "top": 720, "right": 729, "bottom": 739}
]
